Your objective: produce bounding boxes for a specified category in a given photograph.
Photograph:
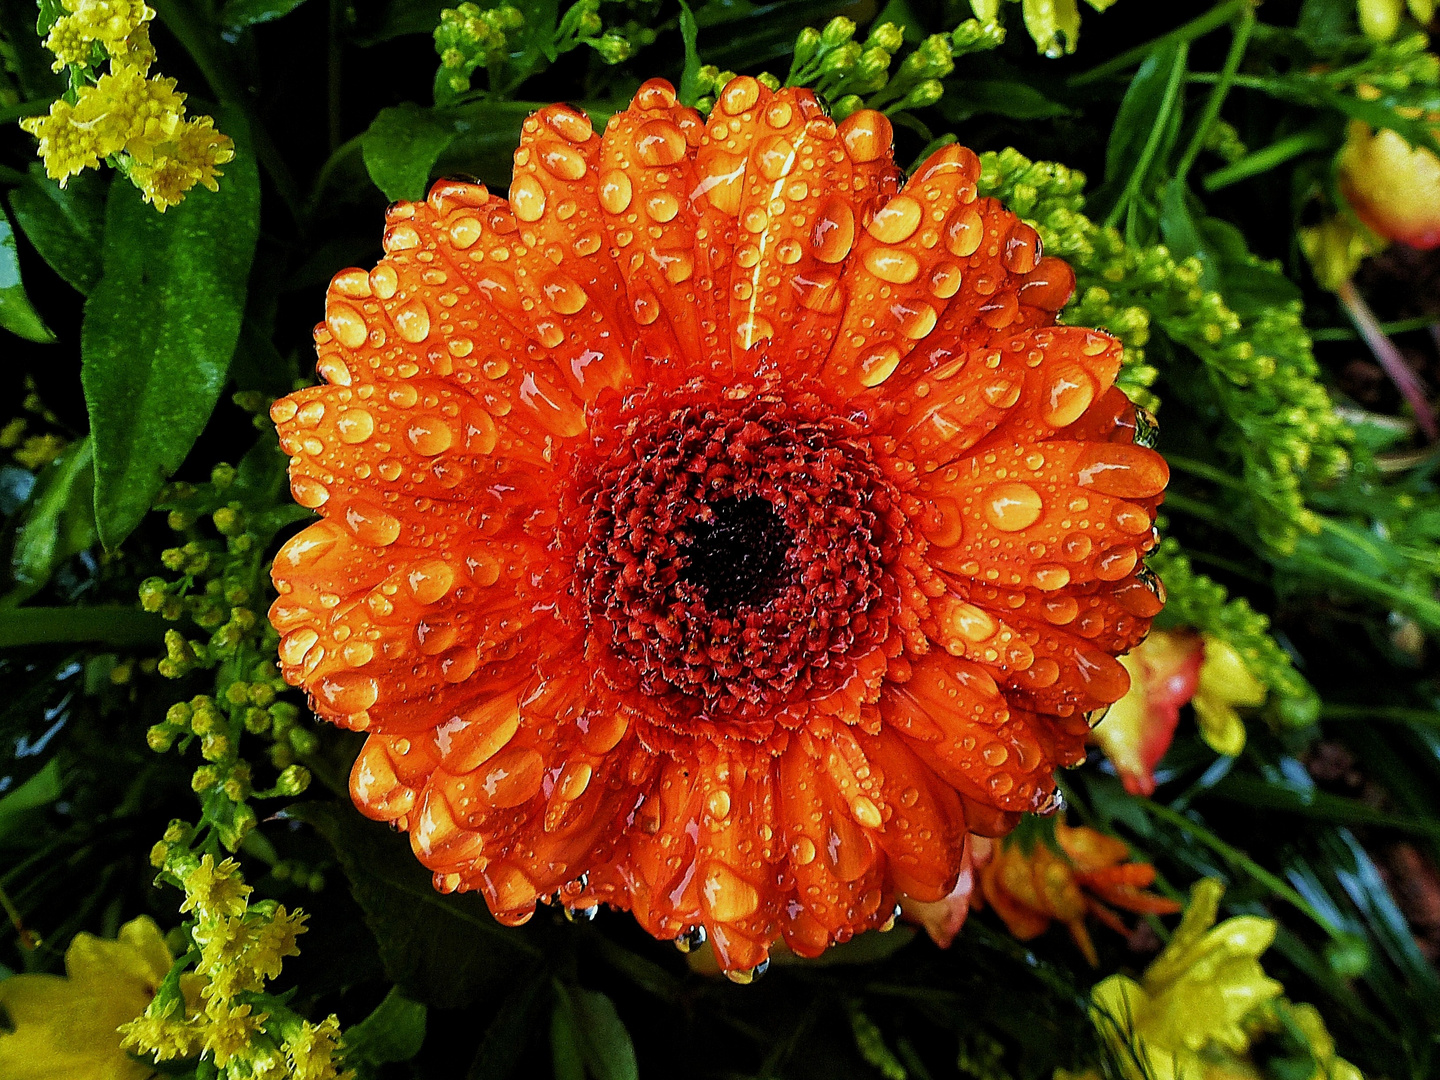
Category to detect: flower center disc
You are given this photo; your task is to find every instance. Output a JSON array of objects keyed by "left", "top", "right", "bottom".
[{"left": 568, "top": 380, "right": 906, "bottom": 733}]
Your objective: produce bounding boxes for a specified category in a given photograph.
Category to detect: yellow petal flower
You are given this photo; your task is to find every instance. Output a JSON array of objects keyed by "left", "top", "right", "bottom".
[
  {"left": 180, "top": 854, "right": 252, "bottom": 918},
  {"left": 1339, "top": 120, "right": 1440, "bottom": 250},
  {"left": 0, "top": 916, "right": 175, "bottom": 1080},
  {"left": 1192, "top": 636, "right": 1267, "bottom": 758}
]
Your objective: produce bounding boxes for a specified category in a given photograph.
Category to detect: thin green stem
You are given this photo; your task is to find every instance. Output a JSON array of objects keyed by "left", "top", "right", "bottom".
[
  {"left": 1311, "top": 316, "right": 1437, "bottom": 341},
  {"left": 1203, "top": 130, "right": 1332, "bottom": 190},
  {"left": 1104, "top": 42, "right": 1190, "bottom": 232},
  {"left": 1318, "top": 704, "right": 1440, "bottom": 731},
  {"left": 1165, "top": 453, "right": 1245, "bottom": 491},
  {"left": 1285, "top": 551, "right": 1440, "bottom": 632},
  {"left": 0, "top": 99, "right": 52, "bottom": 125},
  {"left": 1175, "top": 6, "right": 1256, "bottom": 182},
  {"left": 1142, "top": 801, "right": 1343, "bottom": 938},
  {"left": 0, "top": 606, "right": 167, "bottom": 648},
  {"left": 1070, "top": 0, "right": 1247, "bottom": 86}
]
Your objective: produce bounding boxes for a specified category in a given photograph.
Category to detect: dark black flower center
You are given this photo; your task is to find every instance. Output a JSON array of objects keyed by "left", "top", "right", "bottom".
[{"left": 679, "top": 496, "right": 794, "bottom": 615}]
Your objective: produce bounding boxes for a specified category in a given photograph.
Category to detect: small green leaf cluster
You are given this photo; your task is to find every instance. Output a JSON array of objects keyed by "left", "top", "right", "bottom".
[{"left": 433, "top": 2, "right": 526, "bottom": 103}]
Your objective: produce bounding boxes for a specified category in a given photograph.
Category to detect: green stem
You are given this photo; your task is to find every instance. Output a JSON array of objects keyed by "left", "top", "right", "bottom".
[
  {"left": 1070, "top": 0, "right": 1247, "bottom": 86},
  {"left": 0, "top": 606, "right": 167, "bottom": 648},
  {"left": 1165, "top": 453, "right": 1245, "bottom": 491},
  {"left": 1318, "top": 703, "right": 1440, "bottom": 731},
  {"left": 1202, "top": 129, "right": 1332, "bottom": 190},
  {"left": 1141, "top": 800, "right": 1343, "bottom": 938},
  {"left": 1311, "top": 316, "right": 1438, "bottom": 341},
  {"left": 0, "top": 99, "right": 52, "bottom": 125},
  {"left": 1103, "top": 42, "right": 1190, "bottom": 232},
  {"left": 1174, "top": 5, "right": 1255, "bottom": 182},
  {"left": 1284, "top": 551, "right": 1440, "bottom": 632}
]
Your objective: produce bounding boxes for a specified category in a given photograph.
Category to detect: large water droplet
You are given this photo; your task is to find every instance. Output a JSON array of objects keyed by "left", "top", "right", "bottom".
[{"left": 984, "top": 482, "right": 1043, "bottom": 532}]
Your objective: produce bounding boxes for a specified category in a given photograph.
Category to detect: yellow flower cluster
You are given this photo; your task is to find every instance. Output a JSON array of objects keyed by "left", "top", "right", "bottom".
[
  {"left": 120, "top": 847, "right": 349, "bottom": 1080},
  {"left": 1089, "top": 880, "right": 1363, "bottom": 1080},
  {"left": 19, "top": 0, "right": 234, "bottom": 210}
]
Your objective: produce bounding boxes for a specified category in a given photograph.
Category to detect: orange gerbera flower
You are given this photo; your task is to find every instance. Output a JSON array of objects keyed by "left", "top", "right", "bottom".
[
  {"left": 976, "top": 823, "right": 1180, "bottom": 965},
  {"left": 269, "top": 76, "right": 1168, "bottom": 977}
]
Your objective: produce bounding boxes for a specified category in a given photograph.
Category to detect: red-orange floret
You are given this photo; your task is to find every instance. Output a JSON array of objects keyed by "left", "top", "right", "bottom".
[{"left": 268, "top": 75, "right": 1168, "bottom": 977}]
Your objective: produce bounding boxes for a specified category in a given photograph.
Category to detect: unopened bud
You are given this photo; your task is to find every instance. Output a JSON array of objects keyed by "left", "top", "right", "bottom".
[{"left": 275, "top": 764, "right": 312, "bottom": 797}]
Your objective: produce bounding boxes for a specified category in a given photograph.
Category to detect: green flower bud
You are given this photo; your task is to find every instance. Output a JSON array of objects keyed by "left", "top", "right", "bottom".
[
  {"left": 756, "top": 71, "right": 781, "bottom": 91},
  {"left": 161, "top": 547, "right": 187, "bottom": 571},
  {"left": 192, "top": 765, "right": 220, "bottom": 792},
  {"left": 792, "top": 27, "right": 821, "bottom": 67},
  {"left": 201, "top": 733, "right": 232, "bottom": 762},
  {"left": 147, "top": 725, "right": 177, "bottom": 752},
  {"left": 275, "top": 764, "right": 312, "bottom": 797},
  {"left": 821, "top": 16, "right": 855, "bottom": 47},
  {"left": 865, "top": 21, "right": 905, "bottom": 53},
  {"left": 289, "top": 728, "right": 320, "bottom": 757},
  {"left": 139, "top": 578, "right": 169, "bottom": 613},
  {"left": 594, "top": 31, "right": 631, "bottom": 64}
]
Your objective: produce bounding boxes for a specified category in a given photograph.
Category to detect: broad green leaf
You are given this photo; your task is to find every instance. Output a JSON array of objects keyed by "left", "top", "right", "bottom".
[
  {"left": 343, "top": 986, "right": 427, "bottom": 1065},
  {"left": 550, "top": 991, "right": 587, "bottom": 1080},
  {"left": 0, "top": 758, "right": 62, "bottom": 842},
  {"left": 553, "top": 984, "right": 638, "bottom": 1080},
  {"left": 81, "top": 111, "right": 260, "bottom": 550},
  {"left": 467, "top": 973, "right": 545, "bottom": 1080},
  {"left": 1, "top": 202, "right": 55, "bottom": 344},
  {"left": 9, "top": 435, "right": 96, "bottom": 599},
  {"left": 362, "top": 103, "right": 461, "bottom": 202},
  {"left": 294, "top": 802, "right": 541, "bottom": 1008},
  {"left": 220, "top": 0, "right": 311, "bottom": 29},
  {"left": 1157, "top": 178, "right": 1218, "bottom": 289},
  {"left": 7, "top": 166, "right": 107, "bottom": 295},
  {"left": 940, "top": 79, "right": 1075, "bottom": 122}
]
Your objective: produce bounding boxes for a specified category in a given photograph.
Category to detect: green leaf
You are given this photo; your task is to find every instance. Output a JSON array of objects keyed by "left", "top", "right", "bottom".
[
  {"left": 1100, "top": 42, "right": 1187, "bottom": 204},
  {"left": 8, "top": 435, "right": 96, "bottom": 599},
  {"left": 362, "top": 103, "right": 461, "bottom": 202},
  {"left": 220, "top": 0, "right": 310, "bottom": 29},
  {"left": 550, "top": 991, "right": 586, "bottom": 1080},
  {"left": 342, "top": 986, "right": 427, "bottom": 1065},
  {"left": 0, "top": 758, "right": 62, "bottom": 842},
  {"left": 1, "top": 201, "right": 55, "bottom": 344},
  {"left": 6, "top": 166, "right": 107, "bottom": 295},
  {"left": 939, "top": 79, "right": 1075, "bottom": 122},
  {"left": 552, "top": 984, "right": 638, "bottom": 1080},
  {"left": 293, "top": 802, "right": 541, "bottom": 1008},
  {"left": 467, "top": 972, "right": 546, "bottom": 1080},
  {"left": 81, "top": 110, "right": 260, "bottom": 550},
  {"left": 677, "top": 0, "right": 703, "bottom": 108},
  {"left": 1157, "top": 178, "right": 1217, "bottom": 289}
]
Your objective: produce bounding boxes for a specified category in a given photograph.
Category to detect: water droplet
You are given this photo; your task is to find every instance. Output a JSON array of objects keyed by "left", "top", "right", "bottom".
[
  {"left": 946, "top": 205, "right": 984, "bottom": 257},
  {"left": 1043, "top": 366, "right": 1095, "bottom": 427},
  {"left": 755, "top": 134, "right": 796, "bottom": 181},
  {"left": 674, "top": 925, "right": 707, "bottom": 953},
  {"left": 1133, "top": 406, "right": 1159, "bottom": 448},
  {"left": 644, "top": 192, "right": 679, "bottom": 223},
  {"left": 719, "top": 76, "right": 760, "bottom": 114},
  {"left": 868, "top": 195, "right": 922, "bottom": 244},
  {"left": 1076, "top": 444, "right": 1169, "bottom": 499},
  {"left": 394, "top": 300, "right": 431, "bottom": 343},
  {"left": 598, "top": 169, "right": 633, "bottom": 213},
  {"left": 326, "top": 302, "right": 368, "bottom": 349},
  {"left": 509, "top": 174, "right": 546, "bottom": 222},
  {"left": 981, "top": 742, "right": 1009, "bottom": 767},
  {"left": 704, "top": 863, "right": 759, "bottom": 920},
  {"left": 635, "top": 119, "right": 686, "bottom": 166},
  {"left": 279, "top": 628, "right": 319, "bottom": 666},
  {"left": 863, "top": 247, "right": 920, "bottom": 284},
  {"left": 564, "top": 904, "right": 599, "bottom": 923},
  {"left": 336, "top": 409, "right": 374, "bottom": 444},
  {"left": 839, "top": 110, "right": 890, "bottom": 163},
  {"left": 543, "top": 273, "right": 588, "bottom": 315},
  {"left": 850, "top": 796, "right": 883, "bottom": 829},
  {"left": 406, "top": 559, "right": 455, "bottom": 604},
  {"left": 344, "top": 502, "right": 402, "bottom": 546},
  {"left": 725, "top": 959, "right": 770, "bottom": 984},
  {"left": 811, "top": 198, "right": 855, "bottom": 263},
  {"left": 318, "top": 671, "right": 379, "bottom": 713},
  {"left": 859, "top": 345, "right": 902, "bottom": 387},
  {"left": 929, "top": 262, "right": 962, "bottom": 299},
  {"left": 984, "top": 482, "right": 1043, "bottom": 531},
  {"left": 291, "top": 476, "right": 329, "bottom": 508},
  {"left": 369, "top": 264, "right": 399, "bottom": 299},
  {"left": 1031, "top": 565, "right": 1070, "bottom": 590},
  {"left": 538, "top": 140, "right": 587, "bottom": 180},
  {"left": 1001, "top": 222, "right": 1041, "bottom": 273},
  {"left": 449, "top": 217, "right": 483, "bottom": 249},
  {"left": 790, "top": 836, "right": 817, "bottom": 865},
  {"left": 945, "top": 601, "right": 996, "bottom": 643}
]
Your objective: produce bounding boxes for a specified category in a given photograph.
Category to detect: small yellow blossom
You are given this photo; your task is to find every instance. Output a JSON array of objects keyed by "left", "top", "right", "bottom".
[
  {"left": 0, "top": 916, "right": 199, "bottom": 1080},
  {"left": 129, "top": 116, "right": 236, "bottom": 210},
  {"left": 1089, "top": 880, "right": 1363, "bottom": 1080},
  {"left": 249, "top": 905, "right": 308, "bottom": 980},
  {"left": 285, "top": 1015, "right": 347, "bottom": 1080},
  {"left": 204, "top": 1001, "right": 268, "bottom": 1067},
  {"left": 1191, "top": 637, "right": 1267, "bottom": 757},
  {"left": 14, "top": 434, "right": 68, "bottom": 470},
  {"left": 1339, "top": 119, "right": 1440, "bottom": 251},
  {"left": 180, "top": 854, "right": 253, "bottom": 918}
]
